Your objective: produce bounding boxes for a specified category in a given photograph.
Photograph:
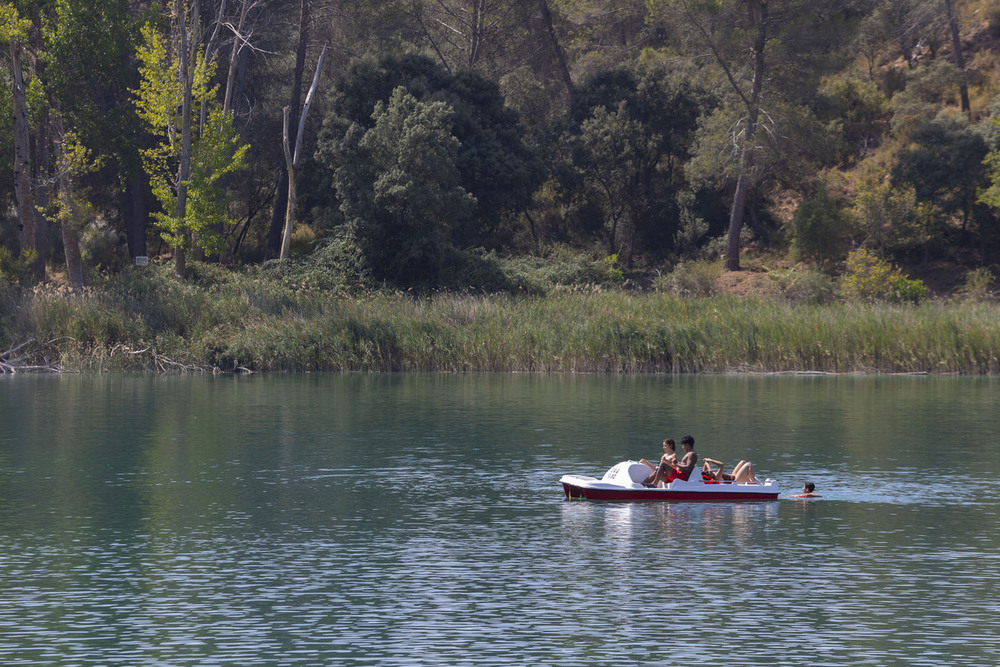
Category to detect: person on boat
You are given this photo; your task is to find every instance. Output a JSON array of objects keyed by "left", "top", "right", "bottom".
[
  {"left": 643, "top": 435, "right": 697, "bottom": 486},
  {"left": 701, "top": 458, "right": 759, "bottom": 483},
  {"left": 791, "top": 482, "right": 821, "bottom": 498},
  {"left": 640, "top": 438, "right": 677, "bottom": 475}
]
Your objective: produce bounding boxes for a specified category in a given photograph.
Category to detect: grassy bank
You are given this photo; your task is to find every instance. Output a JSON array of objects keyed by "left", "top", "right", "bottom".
[{"left": 2, "top": 263, "right": 999, "bottom": 373}]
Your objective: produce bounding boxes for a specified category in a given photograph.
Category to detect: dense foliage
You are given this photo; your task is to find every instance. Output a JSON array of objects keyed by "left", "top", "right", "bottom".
[{"left": 1, "top": 0, "right": 1000, "bottom": 295}]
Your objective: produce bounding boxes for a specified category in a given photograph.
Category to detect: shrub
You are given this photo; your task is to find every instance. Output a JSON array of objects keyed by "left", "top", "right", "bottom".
[
  {"left": 256, "top": 232, "right": 370, "bottom": 292},
  {"left": 497, "top": 249, "right": 623, "bottom": 293},
  {"left": 439, "top": 248, "right": 517, "bottom": 292},
  {"left": 656, "top": 259, "right": 720, "bottom": 296},
  {"left": 892, "top": 275, "right": 928, "bottom": 304},
  {"left": 840, "top": 248, "right": 926, "bottom": 303},
  {"left": 601, "top": 253, "right": 625, "bottom": 285},
  {"left": 0, "top": 247, "right": 36, "bottom": 285},
  {"left": 769, "top": 267, "right": 838, "bottom": 304},
  {"left": 81, "top": 219, "right": 128, "bottom": 272},
  {"left": 954, "top": 267, "right": 995, "bottom": 302}
]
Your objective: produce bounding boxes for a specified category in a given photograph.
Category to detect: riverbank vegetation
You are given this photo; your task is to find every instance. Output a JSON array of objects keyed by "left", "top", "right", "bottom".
[
  {"left": 3, "top": 1, "right": 1000, "bottom": 373},
  {"left": 2, "top": 257, "right": 998, "bottom": 374}
]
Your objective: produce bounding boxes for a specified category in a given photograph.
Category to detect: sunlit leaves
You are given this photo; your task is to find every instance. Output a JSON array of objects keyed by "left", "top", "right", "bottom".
[
  {"left": 133, "top": 22, "right": 247, "bottom": 256},
  {"left": 0, "top": 3, "right": 31, "bottom": 43}
]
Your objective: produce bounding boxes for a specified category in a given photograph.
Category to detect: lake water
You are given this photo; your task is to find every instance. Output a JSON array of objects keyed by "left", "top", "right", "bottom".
[{"left": 1, "top": 373, "right": 998, "bottom": 665}]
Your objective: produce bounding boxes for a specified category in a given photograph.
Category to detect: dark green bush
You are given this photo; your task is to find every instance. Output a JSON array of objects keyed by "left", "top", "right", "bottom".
[{"left": 788, "top": 186, "right": 848, "bottom": 266}]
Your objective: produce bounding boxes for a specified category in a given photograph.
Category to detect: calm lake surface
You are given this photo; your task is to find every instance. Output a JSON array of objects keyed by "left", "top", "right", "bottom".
[{"left": 1, "top": 373, "right": 998, "bottom": 665}]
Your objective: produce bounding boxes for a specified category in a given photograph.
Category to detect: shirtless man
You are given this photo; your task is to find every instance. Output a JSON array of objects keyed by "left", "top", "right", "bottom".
[{"left": 644, "top": 435, "right": 697, "bottom": 487}]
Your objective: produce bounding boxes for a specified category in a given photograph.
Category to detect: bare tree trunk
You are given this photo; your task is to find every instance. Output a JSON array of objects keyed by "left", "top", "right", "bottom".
[
  {"left": 943, "top": 0, "right": 970, "bottom": 116},
  {"left": 33, "top": 24, "right": 51, "bottom": 277},
  {"left": 123, "top": 170, "right": 149, "bottom": 259},
  {"left": 58, "top": 171, "right": 85, "bottom": 289},
  {"left": 280, "top": 44, "right": 327, "bottom": 260},
  {"left": 468, "top": 0, "right": 485, "bottom": 68},
  {"left": 174, "top": 0, "right": 198, "bottom": 278},
  {"left": 267, "top": 0, "right": 310, "bottom": 259},
  {"left": 222, "top": 0, "right": 251, "bottom": 117},
  {"left": 724, "top": 163, "right": 753, "bottom": 270},
  {"left": 723, "top": 1, "right": 767, "bottom": 272},
  {"left": 51, "top": 119, "right": 86, "bottom": 288},
  {"left": 281, "top": 108, "right": 297, "bottom": 260},
  {"left": 267, "top": 178, "right": 289, "bottom": 258},
  {"left": 538, "top": 0, "right": 573, "bottom": 96},
  {"left": 523, "top": 209, "right": 540, "bottom": 255},
  {"left": 62, "top": 224, "right": 85, "bottom": 288},
  {"left": 10, "top": 40, "right": 42, "bottom": 282},
  {"left": 34, "top": 111, "right": 51, "bottom": 278}
]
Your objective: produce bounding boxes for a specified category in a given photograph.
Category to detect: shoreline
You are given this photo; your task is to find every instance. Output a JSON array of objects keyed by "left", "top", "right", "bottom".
[{"left": 4, "top": 284, "right": 999, "bottom": 375}]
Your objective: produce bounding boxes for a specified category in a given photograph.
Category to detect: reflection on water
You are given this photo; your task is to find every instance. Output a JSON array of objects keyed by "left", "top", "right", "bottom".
[{"left": 0, "top": 373, "right": 998, "bottom": 665}]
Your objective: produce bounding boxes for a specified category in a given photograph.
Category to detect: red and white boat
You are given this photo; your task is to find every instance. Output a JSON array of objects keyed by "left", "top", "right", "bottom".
[{"left": 560, "top": 460, "right": 780, "bottom": 502}]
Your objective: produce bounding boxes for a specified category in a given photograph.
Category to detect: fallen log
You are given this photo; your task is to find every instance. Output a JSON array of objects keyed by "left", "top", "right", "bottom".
[{"left": 0, "top": 338, "right": 65, "bottom": 373}]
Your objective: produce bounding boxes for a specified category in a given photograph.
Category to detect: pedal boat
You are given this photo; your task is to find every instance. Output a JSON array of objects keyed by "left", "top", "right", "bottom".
[{"left": 560, "top": 460, "right": 779, "bottom": 502}]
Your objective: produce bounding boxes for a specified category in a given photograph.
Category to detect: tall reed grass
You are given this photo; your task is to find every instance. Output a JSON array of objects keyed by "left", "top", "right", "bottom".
[{"left": 3, "top": 266, "right": 999, "bottom": 373}]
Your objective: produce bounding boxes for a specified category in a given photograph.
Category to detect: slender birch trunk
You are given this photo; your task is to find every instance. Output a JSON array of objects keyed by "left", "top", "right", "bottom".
[
  {"left": 174, "top": 0, "right": 198, "bottom": 278},
  {"left": 267, "top": 0, "right": 310, "bottom": 258},
  {"left": 280, "top": 44, "right": 326, "bottom": 260}
]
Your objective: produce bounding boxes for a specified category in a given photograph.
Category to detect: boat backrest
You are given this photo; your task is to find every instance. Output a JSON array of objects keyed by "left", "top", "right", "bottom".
[
  {"left": 602, "top": 461, "right": 653, "bottom": 485},
  {"left": 626, "top": 462, "right": 651, "bottom": 483}
]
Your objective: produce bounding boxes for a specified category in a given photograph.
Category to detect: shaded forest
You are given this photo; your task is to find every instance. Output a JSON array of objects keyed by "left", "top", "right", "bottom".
[{"left": 3, "top": 0, "right": 1000, "bottom": 295}]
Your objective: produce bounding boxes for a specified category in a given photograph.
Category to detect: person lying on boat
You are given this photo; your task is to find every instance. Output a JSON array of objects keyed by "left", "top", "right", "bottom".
[
  {"left": 791, "top": 482, "right": 821, "bottom": 498},
  {"left": 642, "top": 435, "right": 697, "bottom": 487},
  {"left": 639, "top": 438, "right": 677, "bottom": 474},
  {"left": 701, "top": 458, "right": 759, "bottom": 484}
]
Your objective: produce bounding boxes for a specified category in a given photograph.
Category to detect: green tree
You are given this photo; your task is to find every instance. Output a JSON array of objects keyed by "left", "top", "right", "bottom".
[
  {"left": 563, "top": 64, "right": 709, "bottom": 262},
  {"left": 977, "top": 114, "right": 1000, "bottom": 260},
  {"left": 872, "top": 0, "right": 945, "bottom": 69},
  {"left": 889, "top": 60, "right": 965, "bottom": 140},
  {"left": 574, "top": 102, "right": 650, "bottom": 260},
  {"left": 821, "top": 78, "right": 890, "bottom": 161},
  {"left": 49, "top": 130, "right": 103, "bottom": 288},
  {"left": 850, "top": 168, "right": 920, "bottom": 252},
  {"left": 41, "top": 0, "right": 145, "bottom": 259},
  {"left": 550, "top": 0, "right": 653, "bottom": 76},
  {"left": 327, "top": 86, "right": 476, "bottom": 285},
  {"left": 323, "top": 54, "right": 542, "bottom": 249},
  {"left": 649, "top": 0, "right": 859, "bottom": 271},
  {"left": 134, "top": 17, "right": 248, "bottom": 278},
  {"left": 893, "top": 112, "right": 989, "bottom": 251},
  {"left": 0, "top": 69, "right": 11, "bottom": 218}
]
